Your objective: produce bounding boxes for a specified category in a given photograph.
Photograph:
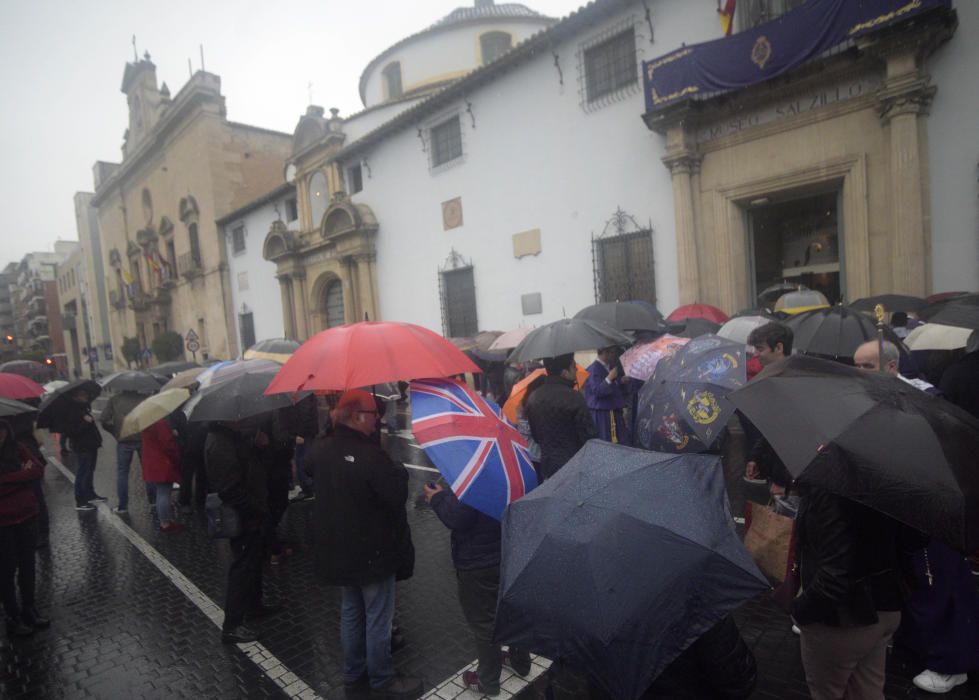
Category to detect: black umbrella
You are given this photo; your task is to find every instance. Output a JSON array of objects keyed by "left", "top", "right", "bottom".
[
  {"left": 508, "top": 318, "right": 632, "bottom": 363},
  {"left": 148, "top": 360, "right": 201, "bottom": 378},
  {"left": 99, "top": 370, "right": 163, "bottom": 395},
  {"left": 729, "top": 355, "right": 979, "bottom": 551},
  {"left": 495, "top": 441, "right": 768, "bottom": 700},
  {"left": 850, "top": 294, "right": 926, "bottom": 313},
  {"left": 919, "top": 293, "right": 979, "bottom": 321},
  {"left": 927, "top": 300, "right": 979, "bottom": 330},
  {"left": 635, "top": 335, "right": 747, "bottom": 452},
  {"left": 187, "top": 370, "right": 298, "bottom": 423},
  {"left": 667, "top": 317, "right": 721, "bottom": 339},
  {"left": 787, "top": 305, "right": 907, "bottom": 360},
  {"left": 574, "top": 301, "right": 664, "bottom": 332},
  {"left": 36, "top": 378, "right": 101, "bottom": 431},
  {"left": 0, "top": 397, "right": 38, "bottom": 419}
]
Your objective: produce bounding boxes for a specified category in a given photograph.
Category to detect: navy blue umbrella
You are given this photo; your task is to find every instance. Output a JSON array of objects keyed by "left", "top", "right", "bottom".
[{"left": 495, "top": 441, "right": 767, "bottom": 700}]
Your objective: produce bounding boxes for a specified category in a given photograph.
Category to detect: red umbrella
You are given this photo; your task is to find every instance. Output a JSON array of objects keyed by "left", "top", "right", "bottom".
[
  {"left": 0, "top": 373, "right": 44, "bottom": 400},
  {"left": 667, "top": 303, "right": 730, "bottom": 324},
  {"left": 265, "top": 321, "right": 482, "bottom": 395}
]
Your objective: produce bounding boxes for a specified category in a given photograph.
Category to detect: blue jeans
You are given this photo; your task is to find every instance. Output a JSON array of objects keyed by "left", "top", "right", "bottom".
[
  {"left": 74, "top": 449, "right": 98, "bottom": 506},
  {"left": 152, "top": 482, "right": 174, "bottom": 523},
  {"left": 116, "top": 441, "right": 141, "bottom": 510},
  {"left": 340, "top": 576, "right": 396, "bottom": 688}
]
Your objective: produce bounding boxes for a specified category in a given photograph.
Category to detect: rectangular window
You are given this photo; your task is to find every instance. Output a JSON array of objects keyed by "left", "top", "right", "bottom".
[
  {"left": 594, "top": 229, "right": 655, "bottom": 304},
  {"left": 736, "top": 0, "right": 807, "bottom": 32},
  {"left": 285, "top": 198, "right": 298, "bottom": 222},
  {"left": 431, "top": 116, "right": 463, "bottom": 168},
  {"left": 442, "top": 267, "right": 478, "bottom": 337},
  {"left": 348, "top": 164, "right": 363, "bottom": 194},
  {"left": 231, "top": 225, "right": 246, "bottom": 254},
  {"left": 239, "top": 312, "right": 256, "bottom": 351},
  {"left": 584, "top": 27, "right": 637, "bottom": 102}
]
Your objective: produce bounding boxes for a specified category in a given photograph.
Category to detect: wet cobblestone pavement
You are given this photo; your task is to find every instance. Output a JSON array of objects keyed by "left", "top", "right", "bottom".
[{"left": 1, "top": 422, "right": 976, "bottom": 699}]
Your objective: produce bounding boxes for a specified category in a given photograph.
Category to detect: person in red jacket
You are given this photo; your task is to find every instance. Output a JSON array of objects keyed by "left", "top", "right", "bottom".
[
  {"left": 0, "top": 419, "right": 50, "bottom": 637},
  {"left": 141, "top": 417, "right": 185, "bottom": 533}
]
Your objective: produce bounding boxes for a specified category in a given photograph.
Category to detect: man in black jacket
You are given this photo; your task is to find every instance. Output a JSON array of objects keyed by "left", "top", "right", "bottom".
[
  {"left": 205, "top": 421, "right": 272, "bottom": 644},
  {"left": 526, "top": 354, "right": 595, "bottom": 480},
  {"left": 424, "top": 484, "right": 531, "bottom": 696},
  {"left": 305, "top": 390, "right": 421, "bottom": 699},
  {"left": 62, "top": 389, "right": 103, "bottom": 511}
]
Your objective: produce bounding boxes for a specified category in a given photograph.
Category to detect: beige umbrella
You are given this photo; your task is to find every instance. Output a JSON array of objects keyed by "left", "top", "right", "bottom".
[
  {"left": 488, "top": 327, "right": 535, "bottom": 351},
  {"left": 162, "top": 367, "right": 205, "bottom": 391},
  {"left": 905, "top": 323, "right": 974, "bottom": 351},
  {"left": 120, "top": 388, "right": 191, "bottom": 439}
]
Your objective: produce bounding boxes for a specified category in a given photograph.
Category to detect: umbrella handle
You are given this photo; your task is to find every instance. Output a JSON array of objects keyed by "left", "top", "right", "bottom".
[{"left": 874, "top": 304, "right": 887, "bottom": 374}]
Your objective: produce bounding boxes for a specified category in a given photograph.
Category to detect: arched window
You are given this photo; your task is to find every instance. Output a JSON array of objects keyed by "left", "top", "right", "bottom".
[
  {"left": 480, "top": 32, "right": 513, "bottom": 64},
  {"left": 324, "top": 280, "right": 345, "bottom": 328},
  {"left": 189, "top": 223, "right": 201, "bottom": 266},
  {"left": 309, "top": 171, "right": 329, "bottom": 227},
  {"left": 382, "top": 62, "right": 403, "bottom": 100}
]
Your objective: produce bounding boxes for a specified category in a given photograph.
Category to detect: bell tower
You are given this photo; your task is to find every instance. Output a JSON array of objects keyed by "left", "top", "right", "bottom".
[{"left": 120, "top": 53, "right": 163, "bottom": 156}]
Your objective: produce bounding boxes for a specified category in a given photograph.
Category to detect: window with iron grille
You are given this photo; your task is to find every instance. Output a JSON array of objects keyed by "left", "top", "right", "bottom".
[
  {"left": 592, "top": 211, "right": 656, "bottom": 304},
  {"left": 239, "top": 312, "right": 256, "bottom": 351},
  {"left": 441, "top": 267, "right": 477, "bottom": 337},
  {"left": 348, "top": 164, "right": 363, "bottom": 194},
  {"left": 431, "top": 116, "right": 462, "bottom": 168},
  {"left": 584, "top": 27, "right": 637, "bottom": 103},
  {"left": 231, "top": 225, "right": 246, "bottom": 254}
]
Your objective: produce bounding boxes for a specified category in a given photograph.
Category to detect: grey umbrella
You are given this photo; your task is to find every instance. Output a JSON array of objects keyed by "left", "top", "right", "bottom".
[
  {"left": 495, "top": 441, "right": 768, "bottom": 700},
  {"left": 187, "top": 370, "right": 297, "bottom": 423},
  {"left": 99, "top": 370, "right": 164, "bottom": 395},
  {"left": 574, "top": 301, "right": 665, "bottom": 332},
  {"left": 508, "top": 318, "right": 632, "bottom": 363}
]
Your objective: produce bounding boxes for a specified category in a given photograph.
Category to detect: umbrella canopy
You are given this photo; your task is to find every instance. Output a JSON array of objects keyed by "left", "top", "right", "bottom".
[
  {"left": 188, "top": 370, "right": 297, "bottom": 423},
  {"left": 501, "top": 365, "right": 589, "bottom": 424},
  {"left": 635, "top": 335, "right": 747, "bottom": 452},
  {"left": 619, "top": 335, "right": 689, "bottom": 382},
  {"left": 36, "top": 378, "right": 102, "bottom": 431},
  {"left": 666, "top": 303, "right": 729, "bottom": 324},
  {"left": 927, "top": 300, "right": 979, "bottom": 330},
  {"left": 0, "top": 373, "right": 44, "bottom": 400},
  {"left": 161, "top": 367, "right": 206, "bottom": 390},
  {"left": 850, "top": 294, "right": 927, "bottom": 313},
  {"left": 488, "top": 327, "right": 535, "bottom": 352},
  {"left": 507, "top": 318, "right": 631, "bottom": 364},
  {"left": 243, "top": 337, "right": 301, "bottom": 363},
  {"left": 774, "top": 289, "right": 829, "bottom": 314},
  {"left": 904, "top": 323, "right": 975, "bottom": 351},
  {"left": 197, "top": 358, "right": 282, "bottom": 390},
  {"left": 266, "top": 321, "right": 481, "bottom": 395},
  {"left": 668, "top": 317, "right": 721, "bottom": 339},
  {"left": 574, "top": 301, "right": 664, "bottom": 332},
  {"left": 717, "top": 315, "right": 776, "bottom": 345},
  {"left": 919, "top": 293, "right": 978, "bottom": 321},
  {"left": 410, "top": 378, "right": 537, "bottom": 520},
  {"left": 729, "top": 355, "right": 979, "bottom": 551},
  {"left": 0, "top": 397, "right": 38, "bottom": 419},
  {"left": 787, "top": 305, "right": 907, "bottom": 360},
  {"left": 0, "top": 360, "right": 46, "bottom": 377},
  {"left": 495, "top": 441, "right": 768, "bottom": 700},
  {"left": 119, "top": 388, "right": 192, "bottom": 439},
  {"left": 758, "top": 282, "right": 806, "bottom": 306},
  {"left": 926, "top": 291, "right": 970, "bottom": 304},
  {"left": 42, "top": 380, "right": 68, "bottom": 394},
  {"left": 99, "top": 370, "right": 163, "bottom": 395},
  {"left": 147, "top": 360, "right": 200, "bottom": 378}
]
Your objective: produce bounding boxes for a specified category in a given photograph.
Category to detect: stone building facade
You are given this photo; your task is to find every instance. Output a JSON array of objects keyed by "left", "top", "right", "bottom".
[{"left": 91, "top": 57, "right": 291, "bottom": 367}]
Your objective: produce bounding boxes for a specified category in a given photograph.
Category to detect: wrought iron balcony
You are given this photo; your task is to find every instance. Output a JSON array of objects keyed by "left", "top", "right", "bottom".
[{"left": 178, "top": 252, "right": 204, "bottom": 279}]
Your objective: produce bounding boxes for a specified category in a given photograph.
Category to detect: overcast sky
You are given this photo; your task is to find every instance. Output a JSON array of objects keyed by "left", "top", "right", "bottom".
[{"left": 0, "top": 0, "right": 582, "bottom": 264}]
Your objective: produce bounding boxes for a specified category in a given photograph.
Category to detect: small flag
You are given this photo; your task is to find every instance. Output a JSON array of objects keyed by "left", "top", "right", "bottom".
[{"left": 719, "top": 0, "right": 736, "bottom": 36}]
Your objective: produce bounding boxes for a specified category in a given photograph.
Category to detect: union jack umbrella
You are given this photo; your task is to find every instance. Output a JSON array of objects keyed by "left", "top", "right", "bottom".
[{"left": 411, "top": 378, "right": 538, "bottom": 520}]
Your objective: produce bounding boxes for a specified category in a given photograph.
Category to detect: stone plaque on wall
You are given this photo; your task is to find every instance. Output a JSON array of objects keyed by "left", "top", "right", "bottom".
[
  {"left": 442, "top": 197, "right": 463, "bottom": 230},
  {"left": 512, "top": 228, "right": 542, "bottom": 258},
  {"left": 521, "top": 292, "right": 543, "bottom": 315}
]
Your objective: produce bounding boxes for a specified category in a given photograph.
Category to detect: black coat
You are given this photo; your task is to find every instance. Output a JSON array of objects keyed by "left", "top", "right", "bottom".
[
  {"left": 430, "top": 489, "right": 501, "bottom": 570},
  {"left": 792, "top": 483, "right": 926, "bottom": 628},
  {"left": 306, "top": 425, "right": 410, "bottom": 586},
  {"left": 940, "top": 351, "right": 979, "bottom": 419},
  {"left": 204, "top": 424, "right": 268, "bottom": 529},
  {"left": 62, "top": 401, "right": 102, "bottom": 451},
  {"left": 526, "top": 376, "right": 596, "bottom": 480}
]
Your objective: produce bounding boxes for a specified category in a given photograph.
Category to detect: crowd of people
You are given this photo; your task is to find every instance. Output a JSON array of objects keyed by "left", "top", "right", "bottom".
[{"left": 0, "top": 306, "right": 977, "bottom": 700}]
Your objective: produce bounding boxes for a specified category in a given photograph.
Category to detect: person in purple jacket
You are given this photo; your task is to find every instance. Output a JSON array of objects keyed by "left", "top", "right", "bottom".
[{"left": 584, "top": 346, "right": 630, "bottom": 446}]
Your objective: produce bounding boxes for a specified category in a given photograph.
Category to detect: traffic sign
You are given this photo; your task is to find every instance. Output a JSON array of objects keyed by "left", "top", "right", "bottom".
[
  {"left": 186, "top": 339, "right": 201, "bottom": 353},
  {"left": 185, "top": 329, "right": 200, "bottom": 343}
]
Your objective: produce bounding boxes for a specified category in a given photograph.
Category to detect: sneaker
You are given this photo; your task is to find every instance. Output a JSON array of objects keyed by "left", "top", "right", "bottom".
[
  {"left": 791, "top": 624, "right": 801, "bottom": 635},
  {"left": 913, "top": 670, "right": 968, "bottom": 694},
  {"left": 221, "top": 625, "right": 259, "bottom": 644},
  {"left": 290, "top": 491, "right": 313, "bottom": 503},
  {"left": 160, "top": 522, "right": 187, "bottom": 533},
  {"left": 370, "top": 675, "right": 423, "bottom": 699},
  {"left": 111, "top": 507, "right": 128, "bottom": 515},
  {"left": 502, "top": 649, "right": 532, "bottom": 677},
  {"left": 461, "top": 671, "right": 499, "bottom": 697},
  {"left": 75, "top": 503, "right": 96, "bottom": 512},
  {"left": 90, "top": 494, "right": 108, "bottom": 502}
]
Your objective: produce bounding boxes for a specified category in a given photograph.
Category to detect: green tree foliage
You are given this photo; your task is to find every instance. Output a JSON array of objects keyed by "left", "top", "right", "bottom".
[
  {"left": 151, "top": 331, "right": 184, "bottom": 363},
  {"left": 121, "top": 336, "right": 142, "bottom": 368}
]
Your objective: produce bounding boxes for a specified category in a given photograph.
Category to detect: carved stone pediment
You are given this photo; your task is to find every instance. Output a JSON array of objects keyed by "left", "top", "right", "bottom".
[{"left": 263, "top": 221, "right": 299, "bottom": 261}]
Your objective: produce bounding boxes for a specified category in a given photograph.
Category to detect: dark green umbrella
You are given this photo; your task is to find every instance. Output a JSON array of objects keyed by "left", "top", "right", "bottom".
[
  {"left": 495, "top": 441, "right": 768, "bottom": 700},
  {"left": 729, "top": 355, "right": 979, "bottom": 551}
]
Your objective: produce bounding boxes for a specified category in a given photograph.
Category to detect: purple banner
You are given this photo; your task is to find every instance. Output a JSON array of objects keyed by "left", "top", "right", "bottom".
[{"left": 643, "top": 0, "right": 951, "bottom": 112}]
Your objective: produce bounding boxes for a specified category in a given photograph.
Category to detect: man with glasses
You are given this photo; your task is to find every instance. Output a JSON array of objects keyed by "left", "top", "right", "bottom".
[{"left": 306, "top": 390, "right": 422, "bottom": 699}]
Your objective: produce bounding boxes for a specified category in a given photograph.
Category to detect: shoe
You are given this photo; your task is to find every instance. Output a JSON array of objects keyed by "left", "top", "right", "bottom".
[
  {"left": 791, "top": 624, "right": 801, "bottom": 635},
  {"left": 160, "top": 522, "right": 187, "bottom": 533},
  {"left": 6, "top": 620, "right": 33, "bottom": 637},
  {"left": 75, "top": 503, "right": 96, "bottom": 512},
  {"left": 502, "top": 649, "right": 532, "bottom": 677},
  {"left": 913, "top": 670, "right": 968, "bottom": 694},
  {"left": 90, "top": 494, "right": 108, "bottom": 502},
  {"left": 344, "top": 672, "right": 369, "bottom": 689},
  {"left": 370, "top": 675, "right": 423, "bottom": 699},
  {"left": 289, "top": 491, "right": 312, "bottom": 503},
  {"left": 111, "top": 507, "right": 128, "bottom": 515},
  {"left": 23, "top": 610, "right": 50, "bottom": 629},
  {"left": 221, "top": 625, "right": 259, "bottom": 644},
  {"left": 461, "top": 671, "right": 499, "bottom": 697}
]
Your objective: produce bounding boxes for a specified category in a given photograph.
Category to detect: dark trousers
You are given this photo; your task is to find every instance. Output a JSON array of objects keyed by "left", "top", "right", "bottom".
[
  {"left": 457, "top": 565, "right": 530, "bottom": 693},
  {"left": 223, "top": 527, "right": 265, "bottom": 631},
  {"left": 74, "top": 449, "right": 97, "bottom": 505},
  {"left": 0, "top": 518, "right": 37, "bottom": 622},
  {"left": 179, "top": 458, "right": 208, "bottom": 508},
  {"left": 32, "top": 479, "right": 49, "bottom": 539}
]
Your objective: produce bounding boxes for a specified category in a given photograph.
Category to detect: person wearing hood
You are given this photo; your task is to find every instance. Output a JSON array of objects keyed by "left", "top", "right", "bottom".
[{"left": 0, "top": 419, "right": 50, "bottom": 637}]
